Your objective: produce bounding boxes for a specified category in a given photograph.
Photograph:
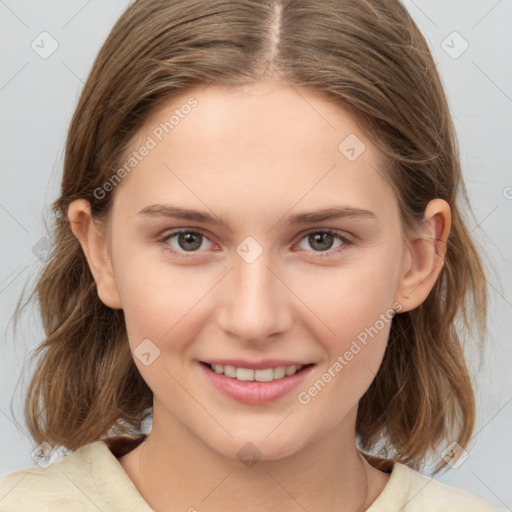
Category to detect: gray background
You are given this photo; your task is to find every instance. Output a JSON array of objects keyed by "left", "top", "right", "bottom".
[{"left": 0, "top": 0, "right": 511, "bottom": 509}]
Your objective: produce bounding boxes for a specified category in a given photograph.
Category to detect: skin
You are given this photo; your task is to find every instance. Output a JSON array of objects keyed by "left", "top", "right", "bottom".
[{"left": 68, "top": 79, "right": 450, "bottom": 512}]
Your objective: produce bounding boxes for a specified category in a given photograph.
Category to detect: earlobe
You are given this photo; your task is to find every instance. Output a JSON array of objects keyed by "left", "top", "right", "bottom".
[
  {"left": 394, "top": 199, "right": 451, "bottom": 312},
  {"left": 67, "top": 199, "right": 123, "bottom": 309}
]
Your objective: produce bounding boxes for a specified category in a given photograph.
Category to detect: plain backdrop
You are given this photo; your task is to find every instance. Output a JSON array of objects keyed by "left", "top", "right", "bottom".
[{"left": 1, "top": 0, "right": 511, "bottom": 510}]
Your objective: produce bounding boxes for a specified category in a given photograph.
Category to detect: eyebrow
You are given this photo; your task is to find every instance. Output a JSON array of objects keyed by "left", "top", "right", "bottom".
[{"left": 137, "top": 204, "right": 377, "bottom": 229}]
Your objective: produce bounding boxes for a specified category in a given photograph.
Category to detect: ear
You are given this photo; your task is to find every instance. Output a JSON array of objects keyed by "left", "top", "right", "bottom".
[
  {"left": 67, "top": 199, "right": 122, "bottom": 309},
  {"left": 394, "top": 198, "right": 451, "bottom": 313}
]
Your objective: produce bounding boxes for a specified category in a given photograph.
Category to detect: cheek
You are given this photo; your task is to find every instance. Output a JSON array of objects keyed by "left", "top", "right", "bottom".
[
  {"left": 115, "top": 262, "right": 206, "bottom": 399},
  {"left": 294, "top": 246, "right": 400, "bottom": 389},
  {"left": 114, "top": 253, "right": 216, "bottom": 351},
  {"left": 116, "top": 248, "right": 198, "bottom": 326},
  {"left": 328, "top": 278, "right": 395, "bottom": 347},
  {"left": 303, "top": 254, "right": 399, "bottom": 340},
  {"left": 297, "top": 271, "right": 396, "bottom": 411}
]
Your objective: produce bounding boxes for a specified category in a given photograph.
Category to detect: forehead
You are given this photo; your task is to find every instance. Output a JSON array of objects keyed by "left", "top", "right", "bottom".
[
  {"left": 112, "top": 80, "right": 397, "bottom": 222},
  {"left": 143, "top": 80, "right": 365, "bottom": 157}
]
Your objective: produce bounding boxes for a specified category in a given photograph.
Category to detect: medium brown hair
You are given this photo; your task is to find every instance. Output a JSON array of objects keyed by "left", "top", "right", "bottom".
[{"left": 13, "top": 0, "right": 488, "bottom": 473}]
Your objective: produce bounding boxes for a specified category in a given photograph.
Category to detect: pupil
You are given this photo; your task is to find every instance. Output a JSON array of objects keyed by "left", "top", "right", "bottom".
[
  {"left": 310, "top": 233, "right": 333, "bottom": 251},
  {"left": 179, "top": 232, "right": 201, "bottom": 251}
]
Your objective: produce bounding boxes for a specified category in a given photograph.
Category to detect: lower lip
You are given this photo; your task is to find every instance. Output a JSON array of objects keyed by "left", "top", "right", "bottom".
[{"left": 199, "top": 362, "right": 315, "bottom": 405}]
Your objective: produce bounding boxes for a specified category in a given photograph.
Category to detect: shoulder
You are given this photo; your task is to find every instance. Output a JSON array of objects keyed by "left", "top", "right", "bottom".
[
  {"left": 366, "top": 457, "right": 504, "bottom": 512},
  {"left": 0, "top": 441, "right": 107, "bottom": 511},
  {"left": 0, "top": 437, "right": 150, "bottom": 512},
  {"left": 404, "top": 464, "right": 504, "bottom": 511}
]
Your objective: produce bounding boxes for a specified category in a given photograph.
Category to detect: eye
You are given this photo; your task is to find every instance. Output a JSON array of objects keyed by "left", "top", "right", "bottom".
[
  {"left": 159, "top": 229, "right": 215, "bottom": 258},
  {"left": 295, "top": 229, "right": 350, "bottom": 258},
  {"left": 157, "top": 228, "right": 352, "bottom": 260}
]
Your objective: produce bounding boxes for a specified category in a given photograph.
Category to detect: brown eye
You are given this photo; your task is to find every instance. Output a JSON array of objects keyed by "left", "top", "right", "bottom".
[
  {"left": 162, "top": 230, "right": 214, "bottom": 256},
  {"left": 297, "top": 230, "right": 347, "bottom": 255},
  {"left": 176, "top": 232, "right": 203, "bottom": 251},
  {"left": 307, "top": 232, "right": 335, "bottom": 251}
]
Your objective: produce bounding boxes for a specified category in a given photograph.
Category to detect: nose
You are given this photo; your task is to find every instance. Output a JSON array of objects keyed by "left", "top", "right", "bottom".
[{"left": 215, "top": 243, "right": 293, "bottom": 344}]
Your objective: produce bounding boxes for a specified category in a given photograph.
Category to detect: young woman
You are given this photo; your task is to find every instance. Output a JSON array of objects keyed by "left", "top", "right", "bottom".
[{"left": 0, "top": 0, "right": 502, "bottom": 510}]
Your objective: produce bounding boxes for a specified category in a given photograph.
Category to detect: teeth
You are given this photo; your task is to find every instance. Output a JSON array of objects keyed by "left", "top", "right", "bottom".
[
  {"left": 285, "top": 366, "right": 298, "bottom": 376},
  {"left": 236, "top": 367, "right": 255, "bottom": 381},
  {"left": 208, "top": 363, "right": 305, "bottom": 382},
  {"left": 273, "top": 366, "right": 286, "bottom": 379},
  {"left": 224, "top": 365, "right": 236, "bottom": 378}
]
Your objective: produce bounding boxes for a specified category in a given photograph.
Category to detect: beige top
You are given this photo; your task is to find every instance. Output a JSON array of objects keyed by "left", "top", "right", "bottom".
[{"left": 0, "top": 435, "right": 503, "bottom": 511}]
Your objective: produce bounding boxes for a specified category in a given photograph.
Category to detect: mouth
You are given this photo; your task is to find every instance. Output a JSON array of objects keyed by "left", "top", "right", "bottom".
[
  {"left": 199, "top": 361, "right": 315, "bottom": 383},
  {"left": 198, "top": 360, "right": 316, "bottom": 404}
]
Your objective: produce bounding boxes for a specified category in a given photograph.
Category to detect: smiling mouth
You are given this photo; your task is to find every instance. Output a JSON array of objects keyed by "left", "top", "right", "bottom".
[{"left": 200, "top": 361, "right": 314, "bottom": 383}]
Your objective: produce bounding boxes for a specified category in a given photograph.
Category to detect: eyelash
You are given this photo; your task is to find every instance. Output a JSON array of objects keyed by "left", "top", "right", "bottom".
[{"left": 156, "top": 228, "right": 352, "bottom": 260}]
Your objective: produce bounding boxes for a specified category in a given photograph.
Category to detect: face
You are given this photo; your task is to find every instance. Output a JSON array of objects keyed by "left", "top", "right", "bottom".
[{"left": 87, "top": 80, "right": 414, "bottom": 461}]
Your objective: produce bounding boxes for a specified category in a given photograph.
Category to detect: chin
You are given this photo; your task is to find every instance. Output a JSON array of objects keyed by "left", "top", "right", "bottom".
[{"left": 205, "top": 428, "right": 310, "bottom": 464}]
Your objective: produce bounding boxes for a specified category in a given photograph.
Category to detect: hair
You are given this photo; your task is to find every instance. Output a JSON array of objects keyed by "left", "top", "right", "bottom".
[{"left": 12, "top": 0, "right": 488, "bottom": 474}]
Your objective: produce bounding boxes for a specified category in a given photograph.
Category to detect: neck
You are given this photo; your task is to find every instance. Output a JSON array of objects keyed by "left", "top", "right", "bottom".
[{"left": 119, "top": 406, "right": 386, "bottom": 512}]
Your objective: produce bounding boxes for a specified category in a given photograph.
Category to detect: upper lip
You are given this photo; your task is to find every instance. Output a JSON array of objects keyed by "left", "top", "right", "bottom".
[{"left": 200, "top": 359, "right": 314, "bottom": 370}]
